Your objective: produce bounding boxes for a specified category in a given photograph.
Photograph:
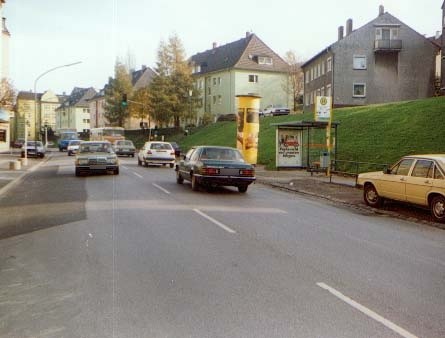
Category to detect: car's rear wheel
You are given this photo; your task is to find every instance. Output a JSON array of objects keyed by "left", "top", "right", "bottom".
[
  {"left": 169, "top": 163, "right": 174, "bottom": 168},
  {"left": 137, "top": 158, "right": 142, "bottom": 166},
  {"left": 364, "top": 183, "right": 383, "bottom": 207},
  {"left": 430, "top": 195, "right": 445, "bottom": 223},
  {"left": 144, "top": 160, "right": 148, "bottom": 167},
  {"left": 75, "top": 168, "right": 81, "bottom": 177},
  {"left": 238, "top": 185, "right": 248, "bottom": 193},
  {"left": 191, "top": 174, "right": 199, "bottom": 191},
  {"left": 176, "top": 170, "right": 184, "bottom": 184}
]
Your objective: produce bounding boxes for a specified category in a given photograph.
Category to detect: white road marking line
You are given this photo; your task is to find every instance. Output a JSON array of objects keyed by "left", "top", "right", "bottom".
[
  {"left": 122, "top": 166, "right": 129, "bottom": 170},
  {"left": 193, "top": 208, "right": 236, "bottom": 234},
  {"left": 317, "top": 282, "right": 418, "bottom": 338},
  {"left": 152, "top": 183, "right": 170, "bottom": 195},
  {"left": 133, "top": 172, "right": 143, "bottom": 179}
]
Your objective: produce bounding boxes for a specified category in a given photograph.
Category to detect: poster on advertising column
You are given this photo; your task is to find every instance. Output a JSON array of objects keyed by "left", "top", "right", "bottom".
[{"left": 276, "top": 128, "right": 303, "bottom": 167}]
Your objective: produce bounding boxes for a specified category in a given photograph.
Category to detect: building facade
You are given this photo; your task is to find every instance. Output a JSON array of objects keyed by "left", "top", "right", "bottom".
[
  {"left": 302, "top": 6, "right": 439, "bottom": 112},
  {"left": 190, "top": 33, "right": 290, "bottom": 122},
  {"left": 56, "top": 87, "right": 96, "bottom": 133}
]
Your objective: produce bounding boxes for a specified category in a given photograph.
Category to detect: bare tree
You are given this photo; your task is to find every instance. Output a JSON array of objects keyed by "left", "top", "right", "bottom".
[
  {"left": 0, "top": 78, "right": 16, "bottom": 110},
  {"left": 283, "top": 50, "right": 304, "bottom": 112}
]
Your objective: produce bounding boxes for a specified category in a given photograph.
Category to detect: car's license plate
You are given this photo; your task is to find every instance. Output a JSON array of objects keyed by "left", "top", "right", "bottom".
[{"left": 91, "top": 165, "right": 106, "bottom": 170}]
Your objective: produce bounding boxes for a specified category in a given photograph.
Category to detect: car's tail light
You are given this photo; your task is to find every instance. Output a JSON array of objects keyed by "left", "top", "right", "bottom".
[
  {"left": 170, "top": 151, "right": 175, "bottom": 156},
  {"left": 146, "top": 150, "right": 152, "bottom": 154},
  {"left": 239, "top": 169, "right": 254, "bottom": 177},
  {"left": 200, "top": 167, "right": 220, "bottom": 175}
]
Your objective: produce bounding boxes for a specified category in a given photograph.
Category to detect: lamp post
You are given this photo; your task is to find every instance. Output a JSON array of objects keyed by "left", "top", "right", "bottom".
[
  {"left": 33, "top": 61, "right": 82, "bottom": 156},
  {"left": 188, "top": 89, "right": 193, "bottom": 128}
]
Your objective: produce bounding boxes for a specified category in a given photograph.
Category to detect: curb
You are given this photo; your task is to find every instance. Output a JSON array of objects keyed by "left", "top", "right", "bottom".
[{"left": 0, "top": 155, "right": 51, "bottom": 198}]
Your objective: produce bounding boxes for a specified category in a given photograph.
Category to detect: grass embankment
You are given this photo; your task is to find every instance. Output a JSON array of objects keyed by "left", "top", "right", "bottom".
[{"left": 166, "top": 96, "right": 445, "bottom": 170}]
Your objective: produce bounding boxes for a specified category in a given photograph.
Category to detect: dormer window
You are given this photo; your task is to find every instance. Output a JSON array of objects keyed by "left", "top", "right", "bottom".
[{"left": 258, "top": 56, "right": 273, "bottom": 65}]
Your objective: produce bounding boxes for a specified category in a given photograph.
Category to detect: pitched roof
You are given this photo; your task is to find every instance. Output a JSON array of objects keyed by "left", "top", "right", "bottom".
[
  {"left": 59, "top": 87, "right": 97, "bottom": 108},
  {"left": 190, "top": 33, "right": 288, "bottom": 75},
  {"left": 132, "top": 66, "right": 156, "bottom": 90},
  {"left": 17, "top": 91, "right": 42, "bottom": 101}
]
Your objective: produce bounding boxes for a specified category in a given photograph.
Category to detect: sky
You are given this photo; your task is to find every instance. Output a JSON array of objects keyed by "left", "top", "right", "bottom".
[{"left": 4, "top": 0, "right": 442, "bottom": 95}]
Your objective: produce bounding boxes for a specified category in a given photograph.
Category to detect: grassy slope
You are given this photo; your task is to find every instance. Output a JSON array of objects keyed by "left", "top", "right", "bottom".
[{"left": 168, "top": 96, "right": 445, "bottom": 169}]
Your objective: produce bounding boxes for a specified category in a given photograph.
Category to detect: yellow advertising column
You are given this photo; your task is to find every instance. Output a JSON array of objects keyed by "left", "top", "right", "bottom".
[{"left": 236, "top": 94, "right": 261, "bottom": 164}]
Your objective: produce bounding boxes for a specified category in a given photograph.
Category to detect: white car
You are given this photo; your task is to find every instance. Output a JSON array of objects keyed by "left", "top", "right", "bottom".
[
  {"left": 67, "top": 140, "right": 82, "bottom": 156},
  {"left": 137, "top": 141, "right": 176, "bottom": 168},
  {"left": 260, "top": 104, "right": 290, "bottom": 117},
  {"left": 21, "top": 141, "right": 46, "bottom": 158}
]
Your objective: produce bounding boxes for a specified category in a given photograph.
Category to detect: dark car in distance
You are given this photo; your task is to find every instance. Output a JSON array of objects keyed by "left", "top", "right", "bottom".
[
  {"left": 175, "top": 146, "right": 256, "bottom": 193},
  {"left": 170, "top": 142, "right": 181, "bottom": 157}
]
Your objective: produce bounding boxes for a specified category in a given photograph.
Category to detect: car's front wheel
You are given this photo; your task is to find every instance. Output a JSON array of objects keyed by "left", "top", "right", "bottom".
[
  {"left": 430, "top": 195, "right": 445, "bottom": 223},
  {"left": 364, "top": 183, "right": 383, "bottom": 207},
  {"left": 75, "top": 168, "right": 81, "bottom": 177},
  {"left": 114, "top": 168, "right": 119, "bottom": 175}
]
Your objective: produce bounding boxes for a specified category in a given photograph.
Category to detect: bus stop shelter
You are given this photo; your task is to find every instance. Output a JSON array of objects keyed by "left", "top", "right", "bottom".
[{"left": 271, "top": 120, "right": 339, "bottom": 170}]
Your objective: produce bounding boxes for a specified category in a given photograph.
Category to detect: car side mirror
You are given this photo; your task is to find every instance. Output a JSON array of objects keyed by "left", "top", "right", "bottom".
[
  {"left": 384, "top": 168, "right": 391, "bottom": 174},
  {"left": 183, "top": 155, "right": 187, "bottom": 160}
]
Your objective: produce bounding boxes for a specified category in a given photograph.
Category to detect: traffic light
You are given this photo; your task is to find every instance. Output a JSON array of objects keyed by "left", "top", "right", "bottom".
[{"left": 121, "top": 94, "right": 128, "bottom": 107}]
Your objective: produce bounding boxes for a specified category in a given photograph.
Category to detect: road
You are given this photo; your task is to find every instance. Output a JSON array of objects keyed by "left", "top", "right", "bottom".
[{"left": 0, "top": 153, "right": 444, "bottom": 338}]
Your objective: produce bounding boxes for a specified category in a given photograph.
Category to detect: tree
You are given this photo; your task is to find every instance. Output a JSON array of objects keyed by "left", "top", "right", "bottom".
[
  {"left": 149, "top": 34, "right": 197, "bottom": 128},
  {"left": 283, "top": 50, "right": 304, "bottom": 112},
  {"left": 104, "top": 61, "right": 133, "bottom": 126},
  {"left": 0, "top": 78, "right": 16, "bottom": 109}
]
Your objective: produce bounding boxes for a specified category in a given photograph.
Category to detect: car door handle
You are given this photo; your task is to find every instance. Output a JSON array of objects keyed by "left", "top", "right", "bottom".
[{"left": 400, "top": 178, "right": 405, "bottom": 181}]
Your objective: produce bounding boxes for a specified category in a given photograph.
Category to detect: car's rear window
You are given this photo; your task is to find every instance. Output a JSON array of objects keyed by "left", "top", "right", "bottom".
[
  {"left": 117, "top": 141, "right": 133, "bottom": 146},
  {"left": 150, "top": 143, "right": 172, "bottom": 150},
  {"left": 199, "top": 148, "right": 244, "bottom": 161}
]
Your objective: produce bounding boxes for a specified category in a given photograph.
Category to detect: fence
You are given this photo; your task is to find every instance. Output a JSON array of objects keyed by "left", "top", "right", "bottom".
[{"left": 330, "top": 159, "right": 389, "bottom": 185}]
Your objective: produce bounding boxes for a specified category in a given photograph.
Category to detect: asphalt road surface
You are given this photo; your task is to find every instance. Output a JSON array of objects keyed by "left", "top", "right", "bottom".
[{"left": 0, "top": 153, "right": 444, "bottom": 338}]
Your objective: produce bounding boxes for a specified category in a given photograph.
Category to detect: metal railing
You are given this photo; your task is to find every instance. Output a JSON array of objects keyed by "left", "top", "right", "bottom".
[{"left": 330, "top": 159, "right": 388, "bottom": 185}]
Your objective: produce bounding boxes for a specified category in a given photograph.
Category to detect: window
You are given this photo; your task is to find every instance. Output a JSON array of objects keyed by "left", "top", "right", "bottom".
[
  {"left": 218, "top": 95, "right": 222, "bottom": 104},
  {"left": 213, "top": 96, "right": 216, "bottom": 104},
  {"left": 207, "top": 87, "right": 211, "bottom": 95},
  {"left": 305, "top": 71, "right": 309, "bottom": 84},
  {"left": 411, "top": 160, "right": 433, "bottom": 178},
  {"left": 353, "top": 83, "right": 366, "bottom": 97},
  {"left": 248, "top": 75, "right": 258, "bottom": 83},
  {"left": 353, "top": 55, "right": 367, "bottom": 70},
  {"left": 390, "top": 159, "right": 414, "bottom": 176},
  {"left": 321, "top": 62, "right": 325, "bottom": 75},
  {"left": 317, "top": 64, "right": 321, "bottom": 78},
  {"left": 258, "top": 56, "right": 273, "bottom": 65},
  {"left": 327, "top": 57, "right": 332, "bottom": 72},
  {"left": 376, "top": 27, "right": 399, "bottom": 40},
  {"left": 310, "top": 68, "right": 314, "bottom": 81},
  {"left": 218, "top": 77, "right": 222, "bottom": 85},
  {"left": 213, "top": 78, "right": 216, "bottom": 86},
  {"left": 434, "top": 166, "right": 444, "bottom": 179}
]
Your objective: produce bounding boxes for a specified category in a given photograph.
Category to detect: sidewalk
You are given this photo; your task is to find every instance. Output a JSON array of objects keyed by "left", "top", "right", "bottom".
[
  {"left": 0, "top": 151, "right": 47, "bottom": 196},
  {"left": 254, "top": 165, "right": 363, "bottom": 207}
]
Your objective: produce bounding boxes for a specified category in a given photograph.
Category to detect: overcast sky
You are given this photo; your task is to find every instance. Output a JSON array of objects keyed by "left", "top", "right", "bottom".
[{"left": 4, "top": 0, "right": 442, "bottom": 95}]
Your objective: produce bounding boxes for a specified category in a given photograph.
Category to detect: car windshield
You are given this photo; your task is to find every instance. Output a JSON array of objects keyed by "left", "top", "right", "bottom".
[
  {"left": 69, "top": 141, "right": 81, "bottom": 145},
  {"left": 117, "top": 141, "right": 133, "bottom": 146},
  {"left": 79, "top": 143, "right": 112, "bottom": 153},
  {"left": 26, "top": 141, "right": 43, "bottom": 147}
]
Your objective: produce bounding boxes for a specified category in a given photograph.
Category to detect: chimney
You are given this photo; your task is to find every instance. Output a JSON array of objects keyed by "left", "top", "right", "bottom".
[
  {"left": 346, "top": 19, "right": 353, "bottom": 36},
  {"left": 338, "top": 26, "right": 344, "bottom": 41},
  {"left": 212, "top": 42, "right": 217, "bottom": 49},
  {"left": 436, "top": 31, "right": 441, "bottom": 40},
  {"left": 379, "top": 5, "right": 384, "bottom": 16},
  {"left": 246, "top": 31, "right": 251, "bottom": 38},
  {"left": 141, "top": 64, "right": 146, "bottom": 70}
]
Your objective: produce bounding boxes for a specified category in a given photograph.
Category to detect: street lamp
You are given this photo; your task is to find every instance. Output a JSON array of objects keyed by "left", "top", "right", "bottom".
[{"left": 33, "top": 61, "right": 82, "bottom": 158}]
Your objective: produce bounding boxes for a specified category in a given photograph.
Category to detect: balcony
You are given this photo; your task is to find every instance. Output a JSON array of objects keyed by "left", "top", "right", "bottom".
[{"left": 374, "top": 39, "right": 402, "bottom": 52}]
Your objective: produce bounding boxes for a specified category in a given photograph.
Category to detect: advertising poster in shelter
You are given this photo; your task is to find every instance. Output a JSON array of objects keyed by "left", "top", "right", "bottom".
[{"left": 276, "top": 128, "right": 303, "bottom": 167}]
